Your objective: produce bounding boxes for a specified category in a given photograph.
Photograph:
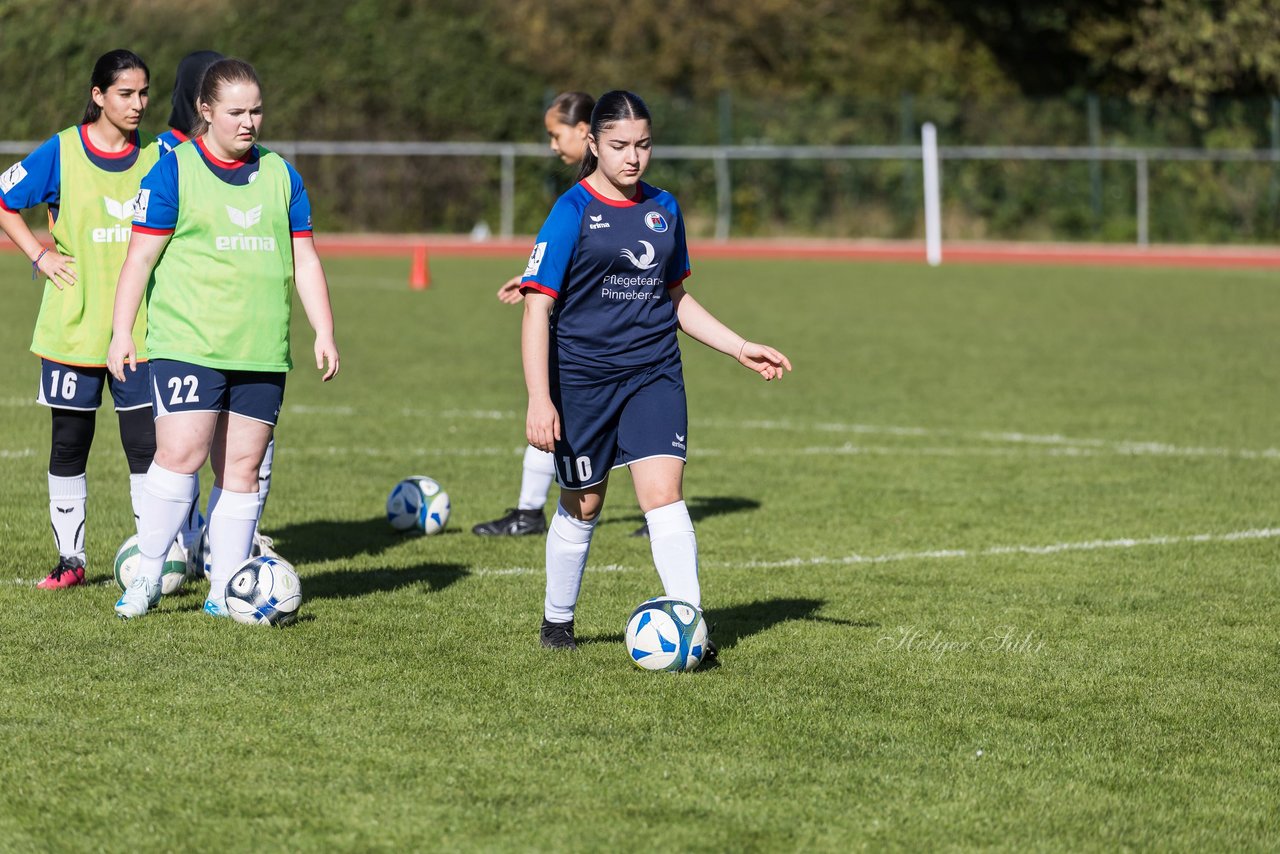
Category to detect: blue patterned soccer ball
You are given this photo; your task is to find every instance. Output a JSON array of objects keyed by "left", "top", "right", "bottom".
[
  {"left": 386, "top": 476, "right": 451, "bottom": 535},
  {"left": 225, "top": 556, "right": 302, "bottom": 626},
  {"left": 625, "top": 597, "right": 709, "bottom": 672},
  {"left": 114, "top": 533, "right": 187, "bottom": 595}
]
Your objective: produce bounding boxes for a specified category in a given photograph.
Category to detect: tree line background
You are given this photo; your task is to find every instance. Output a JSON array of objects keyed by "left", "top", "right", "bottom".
[{"left": 2, "top": 0, "right": 1278, "bottom": 241}]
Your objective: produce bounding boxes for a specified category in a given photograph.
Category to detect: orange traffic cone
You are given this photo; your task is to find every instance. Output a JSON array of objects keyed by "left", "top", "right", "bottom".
[{"left": 409, "top": 245, "right": 430, "bottom": 290}]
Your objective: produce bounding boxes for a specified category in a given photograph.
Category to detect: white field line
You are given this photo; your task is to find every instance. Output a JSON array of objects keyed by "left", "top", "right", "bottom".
[
  {"left": 4, "top": 528, "right": 1275, "bottom": 587},
  {"left": 703, "top": 419, "right": 1280, "bottom": 461},
  {"left": 0, "top": 441, "right": 1270, "bottom": 463},
  {"left": 470, "top": 527, "right": 1280, "bottom": 577}
]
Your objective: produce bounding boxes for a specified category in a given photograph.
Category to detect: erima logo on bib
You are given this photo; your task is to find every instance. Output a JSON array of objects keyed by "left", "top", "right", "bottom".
[
  {"left": 226, "top": 205, "right": 263, "bottom": 228},
  {"left": 103, "top": 196, "right": 137, "bottom": 220},
  {"left": 92, "top": 196, "right": 136, "bottom": 242},
  {"left": 216, "top": 205, "right": 275, "bottom": 252}
]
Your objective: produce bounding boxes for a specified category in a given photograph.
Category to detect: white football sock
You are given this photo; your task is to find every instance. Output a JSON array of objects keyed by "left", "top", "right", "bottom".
[
  {"left": 48, "top": 473, "right": 87, "bottom": 561},
  {"left": 518, "top": 445, "right": 556, "bottom": 511},
  {"left": 256, "top": 438, "right": 275, "bottom": 528},
  {"left": 645, "top": 500, "right": 700, "bottom": 607},
  {"left": 207, "top": 487, "right": 260, "bottom": 606},
  {"left": 136, "top": 464, "right": 198, "bottom": 585},
  {"left": 128, "top": 473, "right": 145, "bottom": 532},
  {"left": 177, "top": 472, "right": 202, "bottom": 550},
  {"left": 544, "top": 503, "right": 597, "bottom": 623}
]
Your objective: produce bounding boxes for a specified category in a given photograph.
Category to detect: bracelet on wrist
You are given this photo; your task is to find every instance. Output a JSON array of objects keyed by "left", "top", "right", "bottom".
[{"left": 31, "top": 248, "right": 49, "bottom": 280}]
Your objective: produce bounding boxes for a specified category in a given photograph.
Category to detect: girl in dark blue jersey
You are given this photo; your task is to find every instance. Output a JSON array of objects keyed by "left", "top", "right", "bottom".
[{"left": 520, "top": 91, "right": 791, "bottom": 652}]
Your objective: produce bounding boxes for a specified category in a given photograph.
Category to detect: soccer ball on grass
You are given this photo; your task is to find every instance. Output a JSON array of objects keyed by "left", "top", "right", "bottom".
[
  {"left": 225, "top": 555, "right": 302, "bottom": 626},
  {"left": 386, "top": 476, "right": 450, "bottom": 535},
  {"left": 624, "top": 597, "right": 709, "bottom": 672}
]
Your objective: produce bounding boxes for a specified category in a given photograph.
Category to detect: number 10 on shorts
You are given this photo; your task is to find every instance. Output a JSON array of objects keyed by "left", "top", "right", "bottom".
[{"left": 561, "top": 455, "right": 592, "bottom": 484}]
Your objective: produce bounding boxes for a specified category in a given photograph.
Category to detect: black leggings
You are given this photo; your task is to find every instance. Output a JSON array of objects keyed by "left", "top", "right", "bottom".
[{"left": 48, "top": 407, "right": 155, "bottom": 476}]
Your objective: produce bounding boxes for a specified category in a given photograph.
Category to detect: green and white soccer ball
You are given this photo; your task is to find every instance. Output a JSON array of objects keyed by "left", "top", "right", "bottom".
[
  {"left": 114, "top": 534, "right": 187, "bottom": 595},
  {"left": 386, "top": 476, "right": 451, "bottom": 535},
  {"left": 625, "top": 597, "right": 709, "bottom": 672}
]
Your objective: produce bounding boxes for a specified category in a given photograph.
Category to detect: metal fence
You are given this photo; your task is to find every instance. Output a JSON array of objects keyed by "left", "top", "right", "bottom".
[{"left": 5, "top": 138, "right": 1279, "bottom": 246}]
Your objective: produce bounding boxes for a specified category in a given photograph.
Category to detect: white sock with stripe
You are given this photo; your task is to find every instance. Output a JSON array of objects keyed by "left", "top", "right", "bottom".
[{"left": 48, "top": 473, "right": 87, "bottom": 562}]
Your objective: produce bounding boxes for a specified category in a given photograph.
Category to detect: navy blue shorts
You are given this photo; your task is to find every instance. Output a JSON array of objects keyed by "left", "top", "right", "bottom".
[
  {"left": 552, "top": 357, "right": 687, "bottom": 489},
  {"left": 37, "top": 358, "right": 152, "bottom": 412},
  {"left": 150, "top": 359, "right": 286, "bottom": 425}
]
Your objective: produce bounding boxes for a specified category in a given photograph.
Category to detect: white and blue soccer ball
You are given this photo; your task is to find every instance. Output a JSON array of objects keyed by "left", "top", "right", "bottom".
[
  {"left": 625, "top": 597, "right": 709, "bottom": 672},
  {"left": 386, "top": 476, "right": 450, "bottom": 535},
  {"left": 225, "top": 555, "right": 302, "bottom": 626},
  {"left": 114, "top": 534, "right": 187, "bottom": 595}
]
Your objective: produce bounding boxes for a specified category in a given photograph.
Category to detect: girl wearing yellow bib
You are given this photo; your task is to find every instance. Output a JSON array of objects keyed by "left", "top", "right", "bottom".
[
  {"left": 0, "top": 50, "right": 160, "bottom": 590},
  {"left": 107, "top": 59, "right": 340, "bottom": 619}
]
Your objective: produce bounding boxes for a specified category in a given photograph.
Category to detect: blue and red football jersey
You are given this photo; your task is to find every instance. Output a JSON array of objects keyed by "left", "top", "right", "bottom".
[{"left": 521, "top": 180, "right": 690, "bottom": 384}]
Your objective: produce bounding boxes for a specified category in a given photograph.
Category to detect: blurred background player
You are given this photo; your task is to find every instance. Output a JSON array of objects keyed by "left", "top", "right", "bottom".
[
  {"left": 158, "top": 49, "right": 278, "bottom": 559},
  {"left": 473, "top": 91, "right": 649, "bottom": 540},
  {"left": 158, "top": 50, "right": 222, "bottom": 155},
  {"left": 474, "top": 91, "right": 591, "bottom": 538},
  {"left": 521, "top": 91, "right": 791, "bottom": 651},
  {"left": 107, "top": 58, "right": 339, "bottom": 619},
  {"left": 0, "top": 49, "right": 161, "bottom": 588}
]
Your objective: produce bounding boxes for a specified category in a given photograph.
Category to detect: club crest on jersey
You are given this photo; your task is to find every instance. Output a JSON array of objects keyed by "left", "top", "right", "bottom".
[
  {"left": 644, "top": 211, "right": 668, "bottom": 233},
  {"left": 620, "top": 240, "right": 659, "bottom": 271}
]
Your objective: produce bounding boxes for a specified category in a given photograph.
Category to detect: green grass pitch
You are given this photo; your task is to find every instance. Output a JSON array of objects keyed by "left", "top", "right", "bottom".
[{"left": 0, "top": 254, "right": 1277, "bottom": 850}]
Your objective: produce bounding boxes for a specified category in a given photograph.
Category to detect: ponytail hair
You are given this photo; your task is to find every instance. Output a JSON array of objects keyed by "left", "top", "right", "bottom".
[
  {"left": 190, "top": 58, "right": 261, "bottom": 138},
  {"left": 82, "top": 49, "right": 150, "bottom": 125},
  {"left": 576, "top": 90, "right": 651, "bottom": 182},
  {"left": 548, "top": 91, "right": 595, "bottom": 128}
]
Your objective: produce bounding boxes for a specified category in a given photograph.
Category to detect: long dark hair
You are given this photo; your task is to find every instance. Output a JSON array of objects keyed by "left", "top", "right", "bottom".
[
  {"left": 168, "top": 50, "right": 224, "bottom": 133},
  {"left": 82, "top": 49, "right": 150, "bottom": 124},
  {"left": 576, "top": 90, "right": 651, "bottom": 182},
  {"left": 190, "top": 58, "right": 262, "bottom": 138},
  {"left": 549, "top": 91, "right": 594, "bottom": 128}
]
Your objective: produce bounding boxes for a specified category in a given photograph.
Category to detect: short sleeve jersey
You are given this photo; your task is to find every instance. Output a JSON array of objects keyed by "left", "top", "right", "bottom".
[
  {"left": 156, "top": 128, "right": 188, "bottom": 156},
  {"left": 133, "top": 137, "right": 312, "bottom": 236},
  {"left": 0, "top": 125, "right": 147, "bottom": 218},
  {"left": 521, "top": 180, "right": 690, "bottom": 385}
]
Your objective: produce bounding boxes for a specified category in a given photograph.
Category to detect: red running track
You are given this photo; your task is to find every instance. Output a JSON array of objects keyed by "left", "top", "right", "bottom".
[
  {"left": 5, "top": 233, "right": 1280, "bottom": 269},
  {"left": 308, "top": 235, "right": 1280, "bottom": 270}
]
